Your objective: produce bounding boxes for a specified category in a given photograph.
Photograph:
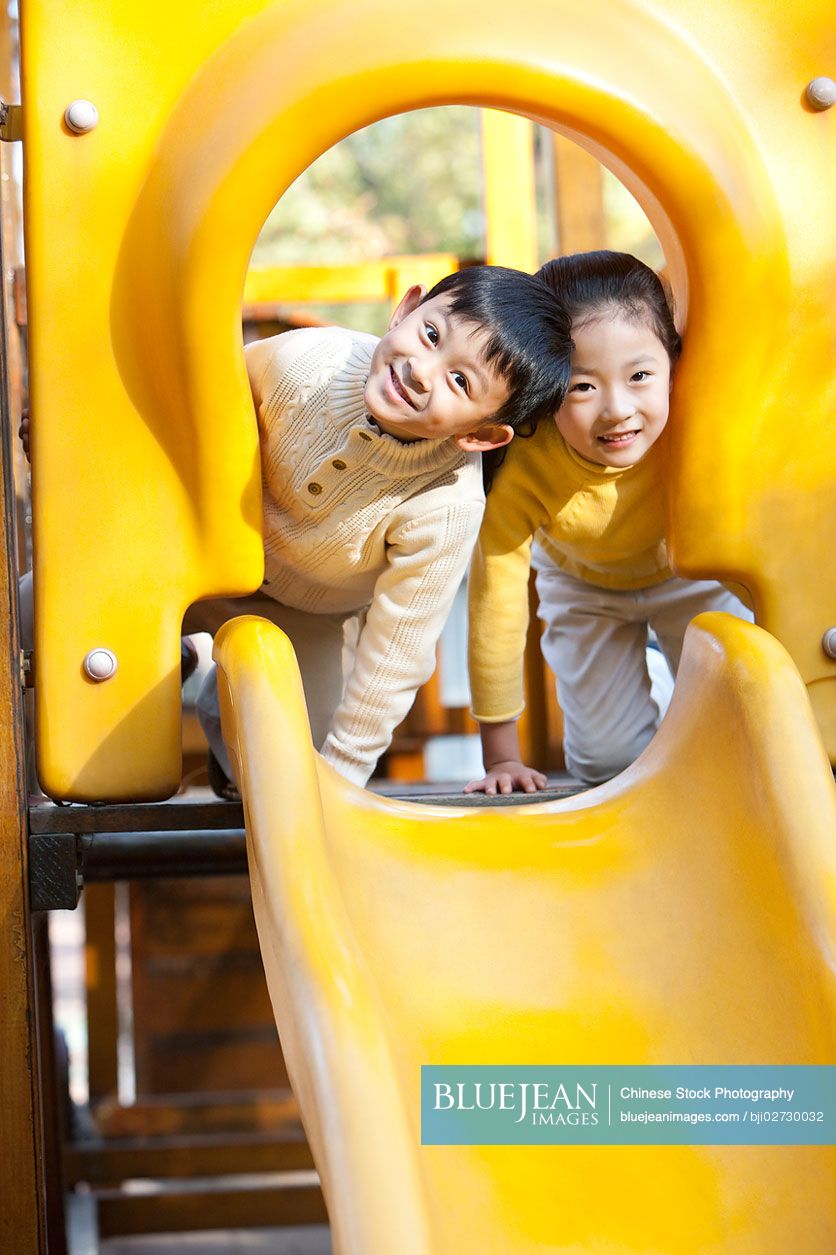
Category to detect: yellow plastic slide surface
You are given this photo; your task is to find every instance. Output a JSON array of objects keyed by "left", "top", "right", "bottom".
[{"left": 214, "top": 613, "right": 836, "bottom": 1254}]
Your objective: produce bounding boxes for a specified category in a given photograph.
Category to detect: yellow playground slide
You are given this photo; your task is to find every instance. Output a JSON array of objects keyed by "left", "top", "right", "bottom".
[
  {"left": 18, "top": 0, "right": 835, "bottom": 1245},
  {"left": 215, "top": 611, "right": 836, "bottom": 1253}
]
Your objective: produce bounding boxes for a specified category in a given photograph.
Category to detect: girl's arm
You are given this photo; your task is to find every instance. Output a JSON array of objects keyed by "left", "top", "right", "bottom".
[
  {"left": 464, "top": 719, "right": 547, "bottom": 795},
  {"left": 466, "top": 439, "right": 547, "bottom": 793}
]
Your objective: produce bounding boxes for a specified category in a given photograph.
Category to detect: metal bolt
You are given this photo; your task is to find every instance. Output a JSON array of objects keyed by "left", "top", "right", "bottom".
[
  {"left": 20, "top": 649, "right": 33, "bottom": 688},
  {"left": 822, "top": 628, "right": 836, "bottom": 660},
  {"left": 83, "top": 648, "right": 118, "bottom": 681},
  {"left": 806, "top": 78, "right": 836, "bottom": 110},
  {"left": 64, "top": 99, "right": 99, "bottom": 134}
]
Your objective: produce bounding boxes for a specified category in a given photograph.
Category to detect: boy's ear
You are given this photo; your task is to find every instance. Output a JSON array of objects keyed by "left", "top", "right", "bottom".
[
  {"left": 388, "top": 284, "right": 427, "bottom": 329},
  {"left": 455, "top": 423, "right": 515, "bottom": 454}
]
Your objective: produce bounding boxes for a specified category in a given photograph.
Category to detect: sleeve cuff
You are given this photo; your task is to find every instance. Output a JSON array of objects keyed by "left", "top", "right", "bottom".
[
  {"left": 318, "top": 734, "right": 375, "bottom": 787},
  {"left": 469, "top": 703, "right": 525, "bottom": 724}
]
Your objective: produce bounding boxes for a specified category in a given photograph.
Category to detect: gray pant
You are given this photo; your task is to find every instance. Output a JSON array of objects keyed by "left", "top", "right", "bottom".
[
  {"left": 184, "top": 591, "right": 357, "bottom": 778},
  {"left": 531, "top": 548, "right": 754, "bottom": 784}
]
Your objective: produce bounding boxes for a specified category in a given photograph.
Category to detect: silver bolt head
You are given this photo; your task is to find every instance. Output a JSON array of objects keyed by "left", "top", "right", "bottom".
[
  {"left": 806, "top": 77, "right": 836, "bottom": 110},
  {"left": 822, "top": 628, "right": 836, "bottom": 660},
  {"left": 64, "top": 99, "right": 99, "bottom": 133},
  {"left": 83, "top": 648, "right": 118, "bottom": 681}
]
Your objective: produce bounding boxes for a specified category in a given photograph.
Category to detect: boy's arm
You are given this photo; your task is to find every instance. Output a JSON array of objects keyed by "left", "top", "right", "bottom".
[{"left": 318, "top": 497, "right": 484, "bottom": 786}]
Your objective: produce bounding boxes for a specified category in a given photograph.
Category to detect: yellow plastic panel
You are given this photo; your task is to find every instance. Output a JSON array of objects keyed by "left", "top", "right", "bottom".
[
  {"left": 243, "top": 254, "right": 458, "bottom": 306},
  {"left": 22, "top": 0, "right": 835, "bottom": 799},
  {"left": 22, "top": 0, "right": 269, "bottom": 798},
  {"left": 215, "top": 612, "right": 836, "bottom": 1253},
  {"left": 481, "top": 110, "right": 539, "bottom": 271}
]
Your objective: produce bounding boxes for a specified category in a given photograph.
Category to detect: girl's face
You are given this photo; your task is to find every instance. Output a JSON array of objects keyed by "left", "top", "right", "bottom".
[{"left": 555, "top": 311, "right": 672, "bottom": 467}]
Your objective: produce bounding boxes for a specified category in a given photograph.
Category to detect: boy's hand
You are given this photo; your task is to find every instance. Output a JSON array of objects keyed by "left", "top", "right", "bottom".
[
  {"left": 464, "top": 760, "right": 548, "bottom": 796},
  {"left": 18, "top": 409, "right": 30, "bottom": 462}
]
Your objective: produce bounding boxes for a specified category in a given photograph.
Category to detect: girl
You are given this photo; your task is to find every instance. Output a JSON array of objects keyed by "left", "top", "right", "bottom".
[{"left": 465, "top": 251, "right": 752, "bottom": 794}]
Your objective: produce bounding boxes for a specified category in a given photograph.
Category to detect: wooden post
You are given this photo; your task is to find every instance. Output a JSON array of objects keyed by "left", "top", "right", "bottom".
[
  {"left": 0, "top": 197, "right": 47, "bottom": 1255},
  {"left": 0, "top": 1, "right": 48, "bottom": 1241},
  {"left": 84, "top": 883, "right": 121, "bottom": 1106},
  {"left": 552, "top": 133, "right": 607, "bottom": 254}
]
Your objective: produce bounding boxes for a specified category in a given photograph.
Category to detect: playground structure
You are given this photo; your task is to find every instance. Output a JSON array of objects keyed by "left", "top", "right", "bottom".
[
  {"left": 216, "top": 611, "right": 836, "bottom": 1254},
  {"left": 1, "top": 0, "right": 834, "bottom": 1250}
]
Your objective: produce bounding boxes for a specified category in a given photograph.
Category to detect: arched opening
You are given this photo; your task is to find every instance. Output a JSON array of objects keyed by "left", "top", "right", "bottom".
[
  {"left": 38, "top": 0, "right": 788, "bottom": 799},
  {"left": 211, "top": 106, "right": 672, "bottom": 787}
]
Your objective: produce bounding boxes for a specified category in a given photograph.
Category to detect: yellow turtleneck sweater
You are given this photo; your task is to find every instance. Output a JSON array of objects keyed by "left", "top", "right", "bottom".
[{"left": 468, "top": 419, "right": 671, "bottom": 722}]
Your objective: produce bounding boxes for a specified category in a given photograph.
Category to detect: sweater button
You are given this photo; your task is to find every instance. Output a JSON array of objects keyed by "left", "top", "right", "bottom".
[
  {"left": 358, "top": 430, "right": 373, "bottom": 441},
  {"left": 307, "top": 482, "right": 322, "bottom": 495},
  {"left": 332, "top": 459, "right": 347, "bottom": 470}
]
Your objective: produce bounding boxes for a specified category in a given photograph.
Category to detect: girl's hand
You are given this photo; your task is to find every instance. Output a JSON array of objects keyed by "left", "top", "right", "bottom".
[{"left": 464, "top": 760, "right": 548, "bottom": 796}]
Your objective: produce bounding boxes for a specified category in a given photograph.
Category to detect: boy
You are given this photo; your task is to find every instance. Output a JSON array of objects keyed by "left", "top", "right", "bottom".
[{"left": 190, "top": 265, "right": 571, "bottom": 789}]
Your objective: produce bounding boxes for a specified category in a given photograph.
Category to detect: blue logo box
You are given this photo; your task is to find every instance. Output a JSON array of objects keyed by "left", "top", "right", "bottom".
[{"left": 421, "top": 1065, "right": 836, "bottom": 1145}]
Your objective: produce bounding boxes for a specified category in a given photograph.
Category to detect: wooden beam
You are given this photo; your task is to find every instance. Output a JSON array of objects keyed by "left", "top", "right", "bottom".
[
  {"left": 552, "top": 133, "right": 607, "bottom": 254},
  {"left": 84, "top": 883, "right": 120, "bottom": 1105},
  {"left": 0, "top": 117, "right": 47, "bottom": 1255},
  {"left": 91, "top": 1091, "right": 303, "bottom": 1138},
  {"left": 65, "top": 1130, "right": 314, "bottom": 1187},
  {"left": 96, "top": 1177, "right": 328, "bottom": 1238},
  {"left": 33, "top": 914, "right": 68, "bottom": 1253}
]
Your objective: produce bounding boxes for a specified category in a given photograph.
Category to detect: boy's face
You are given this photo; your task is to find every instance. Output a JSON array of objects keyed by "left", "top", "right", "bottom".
[
  {"left": 364, "top": 287, "right": 514, "bottom": 450},
  {"left": 555, "top": 313, "right": 671, "bottom": 467}
]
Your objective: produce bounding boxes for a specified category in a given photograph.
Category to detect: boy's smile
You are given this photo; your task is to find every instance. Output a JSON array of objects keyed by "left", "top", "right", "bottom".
[
  {"left": 364, "top": 288, "right": 513, "bottom": 448},
  {"left": 385, "top": 364, "right": 418, "bottom": 410},
  {"left": 556, "top": 313, "right": 671, "bottom": 468}
]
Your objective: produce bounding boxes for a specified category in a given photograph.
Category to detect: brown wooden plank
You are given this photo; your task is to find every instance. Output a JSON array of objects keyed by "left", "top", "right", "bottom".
[
  {"left": 137, "top": 895, "right": 259, "bottom": 955},
  {"left": 138, "top": 964, "right": 276, "bottom": 1035},
  {"left": 31, "top": 783, "right": 575, "bottom": 839},
  {"left": 141, "top": 874, "right": 254, "bottom": 904},
  {"left": 33, "top": 912, "right": 68, "bottom": 1254},
  {"left": 92, "top": 1092, "right": 301, "bottom": 1139},
  {"left": 0, "top": 25, "right": 46, "bottom": 1244},
  {"left": 139, "top": 1034, "right": 287, "bottom": 1096},
  {"left": 65, "top": 1130, "right": 314, "bottom": 1187},
  {"left": 85, "top": 882, "right": 120, "bottom": 1103},
  {"left": 552, "top": 133, "right": 607, "bottom": 253},
  {"left": 96, "top": 1179, "right": 328, "bottom": 1238},
  {"left": 29, "top": 797, "right": 245, "bottom": 835},
  {"left": 128, "top": 877, "right": 289, "bottom": 1096}
]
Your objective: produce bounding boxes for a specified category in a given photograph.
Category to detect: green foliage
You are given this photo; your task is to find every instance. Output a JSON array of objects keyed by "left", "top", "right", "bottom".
[
  {"left": 602, "top": 172, "right": 664, "bottom": 271},
  {"left": 252, "top": 106, "right": 485, "bottom": 268},
  {"left": 249, "top": 107, "right": 661, "bottom": 333}
]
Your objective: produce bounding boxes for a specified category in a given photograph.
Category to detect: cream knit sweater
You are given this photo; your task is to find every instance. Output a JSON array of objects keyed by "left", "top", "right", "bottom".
[{"left": 246, "top": 326, "right": 485, "bottom": 784}]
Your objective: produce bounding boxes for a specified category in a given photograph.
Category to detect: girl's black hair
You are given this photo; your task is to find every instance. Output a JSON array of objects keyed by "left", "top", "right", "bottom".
[
  {"left": 537, "top": 250, "right": 681, "bottom": 365},
  {"left": 483, "top": 251, "right": 680, "bottom": 492}
]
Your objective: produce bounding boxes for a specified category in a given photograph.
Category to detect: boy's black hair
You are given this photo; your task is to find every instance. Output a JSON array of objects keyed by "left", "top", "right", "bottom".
[
  {"left": 536, "top": 250, "right": 681, "bottom": 365},
  {"left": 422, "top": 265, "right": 572, "bottom": 432}
]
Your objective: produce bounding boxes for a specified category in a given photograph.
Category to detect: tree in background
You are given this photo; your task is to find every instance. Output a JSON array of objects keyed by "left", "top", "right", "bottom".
[
  {"left": 253, "top": 107, "right": 485, "bottom": 266},
  {"left": 250, "top": 106, "right": 661, "bottom": 332}
]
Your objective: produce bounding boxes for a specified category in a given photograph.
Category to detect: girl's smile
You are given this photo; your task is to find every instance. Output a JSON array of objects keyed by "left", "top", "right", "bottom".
[{"left": 555, "top": 312, "right": 671, "bottom": 468}]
